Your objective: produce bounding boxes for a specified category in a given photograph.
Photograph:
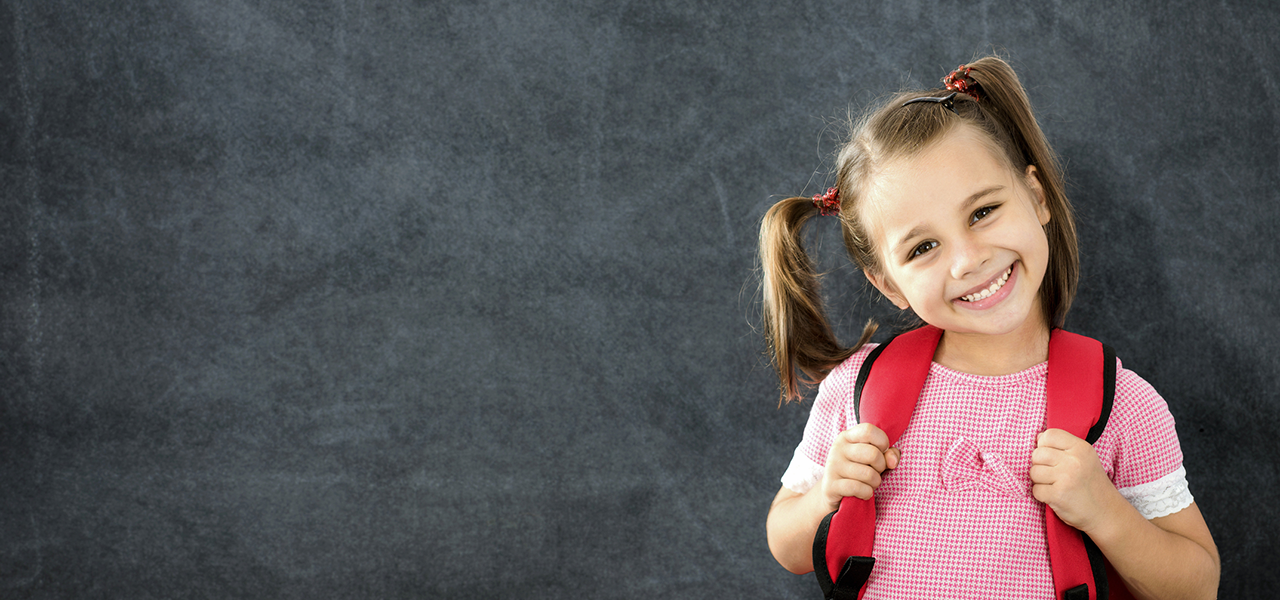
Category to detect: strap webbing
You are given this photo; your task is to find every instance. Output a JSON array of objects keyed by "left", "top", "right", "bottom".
[
  {"left": 815, "top": 326, "right": 941, "bottom": 600},
  {"left": 1044, "top": 330, "right": 1112, "bottom": 600}
]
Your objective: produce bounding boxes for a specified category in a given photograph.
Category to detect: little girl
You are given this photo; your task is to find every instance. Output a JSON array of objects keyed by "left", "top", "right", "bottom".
[{"left": 760, "top": 58, "right": 1219, "bottom": 599}]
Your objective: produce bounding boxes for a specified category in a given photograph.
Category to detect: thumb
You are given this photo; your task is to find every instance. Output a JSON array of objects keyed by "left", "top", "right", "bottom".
[{"left": 884, "top": 448, "right": 901, "bottom": 471}]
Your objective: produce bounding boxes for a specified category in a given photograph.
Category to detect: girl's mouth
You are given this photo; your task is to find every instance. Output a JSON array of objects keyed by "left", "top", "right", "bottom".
[{"left": 955, "top": 263, "right": 1016, "bottom": 306}]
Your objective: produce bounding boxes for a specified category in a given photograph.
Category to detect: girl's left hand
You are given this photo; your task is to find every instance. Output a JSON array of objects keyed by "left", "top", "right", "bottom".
[{"left": 1029, "top": 428, "right": 1118, "bottom": 533}]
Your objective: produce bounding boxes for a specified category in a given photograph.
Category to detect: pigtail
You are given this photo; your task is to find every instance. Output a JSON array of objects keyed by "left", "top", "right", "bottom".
[
  {"left": 963, "top": 57, "right": 1080, "bottom": 328},
  {"left": 759, "top": 196, "right": 875, "bottom": 404}
]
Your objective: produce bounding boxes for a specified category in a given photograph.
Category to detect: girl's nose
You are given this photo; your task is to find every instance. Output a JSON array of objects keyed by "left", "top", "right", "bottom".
[{"left": 949, "top": 236, "right": 993, "bottom": 280}]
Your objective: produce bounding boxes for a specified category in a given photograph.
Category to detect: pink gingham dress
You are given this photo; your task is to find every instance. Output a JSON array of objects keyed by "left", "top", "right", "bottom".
[{"left": 780, "top": 343, "right": 1194, "bottom": 599}]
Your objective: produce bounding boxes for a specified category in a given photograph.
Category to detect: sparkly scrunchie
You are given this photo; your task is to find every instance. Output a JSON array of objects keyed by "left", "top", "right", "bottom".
[
  {"left": 942, "top": 64, "right": 981, "bottom": 102},
  {"left": 812, "top": 187, "right": 840, "bottom": 216}
]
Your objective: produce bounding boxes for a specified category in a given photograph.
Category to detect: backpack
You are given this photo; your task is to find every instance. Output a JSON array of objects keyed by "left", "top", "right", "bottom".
[{"left": 811, "top": 325, "right": 1132, "bottom": 600}]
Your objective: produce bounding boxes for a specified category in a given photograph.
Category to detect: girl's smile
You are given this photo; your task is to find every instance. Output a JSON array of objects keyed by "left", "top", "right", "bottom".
[{"left": 954, "top": 262, "right": 1016, "bottom": 308}]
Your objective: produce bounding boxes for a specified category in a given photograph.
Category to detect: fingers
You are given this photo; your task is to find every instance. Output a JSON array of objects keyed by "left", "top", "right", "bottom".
[
  {"left": 885, "top": 447, "right": 901, "bottom": 470},
  {"left": 841, "top": 423, "right": 891, "bottom": 452},
  {"left": 822, "top": 425, "right": 901, "bottom": 504},
  {"left": 832, "top": 458, "right": 885, "bottom": 487},
  {"left": 1030, "top": 445, "right": 1060, "bottom": 467},
  {"left": 1030, "top": 482, "right": 1053, "bottom": 505},
  {"left": 820, "top": 456, "right": 881, "bottom": 504},
  {"left": 827, "top": 477, "right": 876, "bottom": 501},
  {"left": 1032, "top": 429, "right": 1095, "bottom": 467},
  {"left": 835, "top": 423, "right": 893, "bottom": 471},
  {"left": 833, "top": 439, "right": 889, "bottom": 473},
  {"left": 1036, "top": 428, "right": 1080, "bottom": 450},
  {"left": 1028, "top": 464, "right": 1055, "bottom": 485}
]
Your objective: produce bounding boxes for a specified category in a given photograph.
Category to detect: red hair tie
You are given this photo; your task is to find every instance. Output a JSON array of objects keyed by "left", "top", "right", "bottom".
[
  {"left": 812, "top": 187, "right": 840, "bottom": 216},
  {"left": 943, "top": 64, "right": 981, "bottom": 102}
]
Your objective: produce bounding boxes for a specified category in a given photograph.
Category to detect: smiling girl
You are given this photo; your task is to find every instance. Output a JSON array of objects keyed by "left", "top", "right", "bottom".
[{"left": 760, "top": 58, "right": 1219, "bottom": 599}]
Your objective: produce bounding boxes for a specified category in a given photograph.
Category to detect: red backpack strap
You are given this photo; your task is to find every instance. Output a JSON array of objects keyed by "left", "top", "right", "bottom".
[
  {"left": 813, "top": 325, "right": 942, "bottom": 600},
  {"left": 1044, "top": 329, "right": 1117, "bottom": 600}
]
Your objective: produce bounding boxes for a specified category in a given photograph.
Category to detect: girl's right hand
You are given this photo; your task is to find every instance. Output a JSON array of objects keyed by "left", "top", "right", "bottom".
[{"left": 819, "top": 423, "right": 901, "bottom": 510}]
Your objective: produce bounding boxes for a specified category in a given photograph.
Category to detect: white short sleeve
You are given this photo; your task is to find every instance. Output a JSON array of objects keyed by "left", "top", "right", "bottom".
[
  {"left": 1094, "top": 365, "right": 1195, "bottom": 519},
  {"left": 780, "top": 446, "right": 825, "bottom": 494},
  {"left": 1117, "top": 465, "right": 1195, "bottom": 519}
]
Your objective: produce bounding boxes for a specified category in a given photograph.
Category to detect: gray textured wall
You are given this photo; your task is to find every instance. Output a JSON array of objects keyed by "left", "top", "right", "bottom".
[{"left": 3, "top": 1, "right": 1276, "bottom": 598}]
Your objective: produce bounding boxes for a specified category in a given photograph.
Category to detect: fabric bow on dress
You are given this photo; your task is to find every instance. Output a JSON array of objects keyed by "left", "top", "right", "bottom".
[{"left": 940, "top": 437, "right": 1030, "bottom": 498}]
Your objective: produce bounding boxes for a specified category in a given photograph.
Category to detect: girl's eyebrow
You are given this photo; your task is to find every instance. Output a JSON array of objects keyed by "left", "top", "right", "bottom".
[
  {"left": 959, "top": 185, "right": 1005, "bottom": 211},
  {"left": 893, "top": 185, "right": 1006, "bottom": 250}
]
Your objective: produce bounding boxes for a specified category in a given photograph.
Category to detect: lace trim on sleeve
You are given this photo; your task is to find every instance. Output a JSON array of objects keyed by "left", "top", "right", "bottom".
[
  {"left": 780, "top": 447, "right": 824, "bottom": 494},
  {"left": 1116, "top": 465, "right": 1195, "bottom": 519}
]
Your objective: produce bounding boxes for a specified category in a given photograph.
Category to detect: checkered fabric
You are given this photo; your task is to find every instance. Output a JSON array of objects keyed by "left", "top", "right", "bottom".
[{"left": 780, "top": 343, "right": 1190, "bottom": 599}]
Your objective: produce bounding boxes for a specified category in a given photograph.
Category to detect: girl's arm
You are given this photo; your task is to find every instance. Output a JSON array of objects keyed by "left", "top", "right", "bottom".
[
  {"left": 766, "top": 484, "right": 835, "bottom": 573},
  {"left": 766, "top": 424, "right": 899, "bottom": 574},
  {"left": 1091, "top": 499, "right": 1219, "bottom": 600},
  {"left": 1031, "top": 429, "right": 1220, "bottom": 600}
]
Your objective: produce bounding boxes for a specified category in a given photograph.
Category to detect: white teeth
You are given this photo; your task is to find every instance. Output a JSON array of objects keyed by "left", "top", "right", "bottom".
[{"left": 961, "top": 267, "right": 1013, "bottom": 302}]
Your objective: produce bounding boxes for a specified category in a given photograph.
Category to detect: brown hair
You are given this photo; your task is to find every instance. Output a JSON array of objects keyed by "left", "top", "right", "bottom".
[{"left": 759, "top": 56, "right": 1079, "bottom": 403}]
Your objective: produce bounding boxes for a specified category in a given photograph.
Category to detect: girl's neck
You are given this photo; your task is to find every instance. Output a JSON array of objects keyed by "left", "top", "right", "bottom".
[{"left": 933, "top": 319, "right": 1052, "bottom": 377}]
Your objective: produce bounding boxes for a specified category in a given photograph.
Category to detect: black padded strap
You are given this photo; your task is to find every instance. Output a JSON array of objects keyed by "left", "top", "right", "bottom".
[
  {"left": 1085, "top": 344, "right": 1116, "bottom": 445},
  {"left": 820, "top": 338, "right": 893, "bottom": 600},
  {"left": 1064, "top": 584, "right": 1089, "bottom": 600},
  {"left": 1061, "top": 533, "right": 1110, "bottom": 600},
  {"left": 1084, "top": 532, "right": 1109, "bottom": 600},
  {"left": 1076, "top": 341, "right": 1114, "bottom": 600},
  {"left": 813, "top": 510, "right": 837, "bottom": 599},
  {"left": 813, "top": 510, "right": 875, "bottom": 600},
  {"left": 832, "top": 556, "right": 875, "bottom": 600},
  {"left": 852, "top": 340, "right": 891, "bottom": 424}
]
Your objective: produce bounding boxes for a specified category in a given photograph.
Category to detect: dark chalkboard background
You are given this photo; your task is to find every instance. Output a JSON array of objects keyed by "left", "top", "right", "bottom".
[{"left": 3, "top": 1, "right": 1277, "bottom": 597}]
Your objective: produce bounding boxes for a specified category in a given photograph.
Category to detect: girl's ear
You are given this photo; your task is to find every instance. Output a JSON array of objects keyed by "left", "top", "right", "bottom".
[
  {"left": 865, "top": 269, "right": 910, "bottom": 310},
  {"left": 1025, "top": 165, "right": 1051, "bottom": 226}
]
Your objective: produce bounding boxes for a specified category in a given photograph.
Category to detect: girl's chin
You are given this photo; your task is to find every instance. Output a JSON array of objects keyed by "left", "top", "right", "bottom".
[
  {"left": 942, "top": 296, "right": 1048, "bottom": 337},
  {"left": 944, "top": 316, "right": 1036, "bottom": 337}
]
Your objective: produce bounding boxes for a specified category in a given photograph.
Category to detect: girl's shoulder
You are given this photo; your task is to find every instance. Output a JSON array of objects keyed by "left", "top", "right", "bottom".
[
  {"left": 1109, "top": 358, "right": 1178, "bottom": 431},
  {"left": 1098, "top": 356, "right": 1187, "bottom": 492},
  {"left": 808, "top": 343, "right": 881, "bottom": 422},
  {"left": 795, "top": 344, "right": 883, "bottom": 457},
  {"left": 820, "top": 342, "right": 881, "bottom": 393}
]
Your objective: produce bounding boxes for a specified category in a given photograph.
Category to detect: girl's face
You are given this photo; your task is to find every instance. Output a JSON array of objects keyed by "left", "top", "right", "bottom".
[{"left": 861, "top": 125, "right": 1052, "bottom": 339}]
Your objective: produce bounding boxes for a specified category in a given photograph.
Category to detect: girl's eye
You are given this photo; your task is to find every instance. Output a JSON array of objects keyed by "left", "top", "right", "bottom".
[
  {"left": 909, "top": 240, "right": 938, "bottom": 260},
  {"left": 971, "top": 204, "right": 999, "bottom": 224}
]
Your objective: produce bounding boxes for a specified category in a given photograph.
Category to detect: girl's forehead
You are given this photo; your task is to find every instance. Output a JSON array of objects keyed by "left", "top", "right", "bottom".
[
  {"left": 859, "top": 126, "right": 1021, "bottom": 251},
  {"left": 864, "top": 129, "right": 1015, "bottom": 224}
]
